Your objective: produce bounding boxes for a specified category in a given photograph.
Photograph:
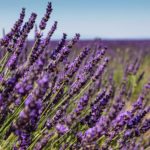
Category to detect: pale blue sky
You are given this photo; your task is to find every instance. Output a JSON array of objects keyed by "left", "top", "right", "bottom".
[{"left": 0, "top": 0, "right": 150, "bottom": 39}]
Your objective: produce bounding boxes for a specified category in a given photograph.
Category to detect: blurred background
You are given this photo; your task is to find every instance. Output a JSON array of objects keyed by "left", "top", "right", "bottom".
[{"left": 0, "top": 0, "right": 150, "bottom": 40}]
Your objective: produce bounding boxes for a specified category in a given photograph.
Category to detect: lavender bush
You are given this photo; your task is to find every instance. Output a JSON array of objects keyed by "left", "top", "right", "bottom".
[{"left": 0, "top": 2, "right": 149, "bottom": 150}]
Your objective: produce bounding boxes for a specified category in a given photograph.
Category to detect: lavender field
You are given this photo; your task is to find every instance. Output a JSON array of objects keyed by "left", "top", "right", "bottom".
[{"left": 0, "top": 2, "right": 150, "bottom": 150}]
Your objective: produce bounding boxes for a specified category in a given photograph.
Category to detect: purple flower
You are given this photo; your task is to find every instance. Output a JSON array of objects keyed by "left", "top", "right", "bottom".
[
  {"left": 127, "top": 107, "right": 149, "bottom": 129},
  {"left": 39, "top": 2, "right": 52, "bottom": 30},
  {"left": 50, "top": 33, "right": 67, "bottom": 60},
  {"left": 140, "top": 119, "right": 150, "bottom": 133},
  {"left": 7, "top": 54, "right": 17, "bottom": 68},
  {"left": 56, "top": 123, "right": 69, "bottom": 134}
]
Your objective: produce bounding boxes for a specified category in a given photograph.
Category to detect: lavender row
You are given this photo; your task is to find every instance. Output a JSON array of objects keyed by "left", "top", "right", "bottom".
[{"left": 0, "top": 2, "right": 149, "bottom": 150}]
